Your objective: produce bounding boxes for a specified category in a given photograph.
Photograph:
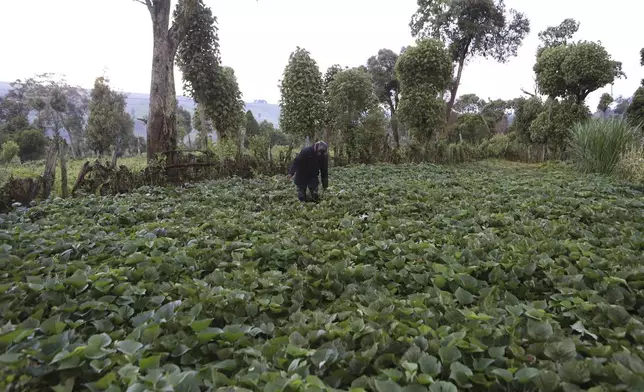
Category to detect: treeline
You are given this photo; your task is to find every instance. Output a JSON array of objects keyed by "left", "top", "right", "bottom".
[{"left": 278, "top": 10, "right": 642, "bottom": 166}]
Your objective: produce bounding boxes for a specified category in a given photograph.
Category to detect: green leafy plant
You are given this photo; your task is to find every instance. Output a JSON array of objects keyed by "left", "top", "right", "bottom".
[{"left": 2, "top": 162, "right": 644, "bottom": 390}]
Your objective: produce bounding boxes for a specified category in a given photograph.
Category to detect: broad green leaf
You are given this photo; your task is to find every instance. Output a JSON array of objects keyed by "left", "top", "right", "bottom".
[{"left": 116, "top": 340, "right": 144, "bottom": 356}]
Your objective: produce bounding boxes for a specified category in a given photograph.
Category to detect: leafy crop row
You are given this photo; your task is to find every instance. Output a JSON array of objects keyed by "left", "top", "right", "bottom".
[{"left": 1, "top": 163, "right": 644, "bottom": 391}]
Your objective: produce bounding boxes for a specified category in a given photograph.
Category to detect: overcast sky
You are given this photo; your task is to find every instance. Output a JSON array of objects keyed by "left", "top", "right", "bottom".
[{"left": 1, "top": 0, "right": 641, "bottom": 111}]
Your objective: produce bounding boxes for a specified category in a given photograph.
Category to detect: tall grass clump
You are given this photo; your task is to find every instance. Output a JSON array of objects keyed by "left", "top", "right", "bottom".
[{"left": 570, "top": 118, "right": 640, "bottom": 175}]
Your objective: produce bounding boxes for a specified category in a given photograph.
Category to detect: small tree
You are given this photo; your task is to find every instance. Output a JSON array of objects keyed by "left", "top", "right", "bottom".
[
  {"left": 176, "top": 105, "right": 192, "bottom": 147},
  {"left": 327, "top": 67, "right": 380, "bottom": 163},
  {"left": 597, "top": 93, "right": 613, "bottom": 118},
  {"left": 279, "top": 47, "right": 325, "bottom": 144},
  {"left": 396, "top": 39, "right": 453, "bottom": 143},
  {"left": 367, "top": 48, "right": 402, "bottom": 147},
  {"left": 86, "top": 77, "right": 135, "bottom": 161},
  {"left": 1, "top": 140, "right": 19, "bottom": 163}
]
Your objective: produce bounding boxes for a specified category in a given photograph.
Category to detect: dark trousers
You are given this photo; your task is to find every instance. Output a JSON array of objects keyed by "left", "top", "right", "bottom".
[{"left": 296, "top": 178, "right": 319, "bottom": 202}]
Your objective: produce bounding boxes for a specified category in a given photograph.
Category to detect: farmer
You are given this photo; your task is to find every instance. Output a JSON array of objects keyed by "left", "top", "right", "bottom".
[{"left": 287, "top": 141, "right": 329, "bottom": 202}]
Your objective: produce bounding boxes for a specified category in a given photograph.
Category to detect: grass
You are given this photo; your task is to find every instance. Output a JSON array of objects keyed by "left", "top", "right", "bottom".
[
  {"left": 2, "top": 162, "right": 644, "bottom": 390},
  {"left": 570, "top": 117, "right": 640, "bottom": 175}
]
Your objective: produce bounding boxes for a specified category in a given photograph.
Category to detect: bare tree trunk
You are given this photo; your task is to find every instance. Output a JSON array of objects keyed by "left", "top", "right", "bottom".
[
  {"left": 146, "top": 0, "right": 178, "bottom": 165},
  {"left": 43, "top": 138, "right": 59, "bottom": 199},
  {"left": 59, "top": 140, "right": 69, "bottom": 198},
  {"left": 198, "top": 103, "right": 211, "bottom": 148}
]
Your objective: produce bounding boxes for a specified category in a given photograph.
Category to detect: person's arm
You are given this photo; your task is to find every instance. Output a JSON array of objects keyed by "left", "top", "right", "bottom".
[
  {"left": 320, "top": 154, "right": 329, "bottom": 189},
  {"left": 288, "top": 152, "right": 301, "bottom": 178}
]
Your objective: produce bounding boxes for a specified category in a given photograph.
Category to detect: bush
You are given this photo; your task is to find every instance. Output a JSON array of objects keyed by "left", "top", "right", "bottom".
[
  {"left": 617, "top": 146, "right": 644, "bottom": 183},
  {"left": 570, "top": 118, "right": 640, "bottom": 175},
  {"left": 14, "top": 129, "right": 48, "bottom": 162},
  {"left": 1, "top": 140, "right": 19, "bottom": 163}
]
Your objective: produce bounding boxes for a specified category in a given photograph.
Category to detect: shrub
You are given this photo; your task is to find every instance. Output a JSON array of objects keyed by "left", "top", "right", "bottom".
[
  {"left": 1, "top": 140, "right": 19, "bottom": 163},
  {"left": 570, "top": 118, "right": 640, "bottom": 175},
  {"left": 14, "top": 129, "right": 48, "bottom": 162},
  {"left": 617, "top": 146, "right": 644, "bottom": 183}
]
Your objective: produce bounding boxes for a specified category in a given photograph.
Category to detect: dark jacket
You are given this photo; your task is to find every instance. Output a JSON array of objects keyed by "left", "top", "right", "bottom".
[{"left": 288, "top": 146, "right": 329, "bottom": 188}]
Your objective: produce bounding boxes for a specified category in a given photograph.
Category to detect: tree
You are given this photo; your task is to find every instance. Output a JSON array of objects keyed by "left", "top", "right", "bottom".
[
  {"left": 396, "top": 39, "right": 453, "bottom": 143},
  {"left": 14, "top": 129, "right": 47, "bottom": 162},
  {"left": 410, "top": 0, "right": 530, "bottom": 120},
  {"left": 86, "top": 77, "right": 135, "bottom": 158},
  {"left": 208, "top": 66, "right": 245, "bottom": 149},
  {"left": 176, "top": 105, "right": 192, "bottom": 147},
  {"left": 597, "top": 93, "right": 613, "bottom": 117},
  {"left": 537, "top": 18, "right": 579, "bottom": 49},
  {"left": 245, "top": 110, "right": 260, "bottom": 139},
  {"left": 279, "top": 47, "right": 325, "bottom": 143},
  {"left": 454, "top": 93, "right": 485, "bottom": 114},
  {"left": 0, "top": 86, "right": 30, "bottom": 136},
  {"left": 534, "top": 41, "right": 625, "bottom": 104},
  {"left": 327, "top": 67, "right": 380, "bottom": 163},
  {"left": 133, "top": 0, "right": 214, "bottom": 164},
  {"left": 367, "top": 48, "right": 402, "bottom": 147}
]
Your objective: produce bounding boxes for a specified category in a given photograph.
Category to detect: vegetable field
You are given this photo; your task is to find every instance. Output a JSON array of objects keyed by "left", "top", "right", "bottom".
[{"left": 2, "top": 162, "right": 644, "bottom": 391}]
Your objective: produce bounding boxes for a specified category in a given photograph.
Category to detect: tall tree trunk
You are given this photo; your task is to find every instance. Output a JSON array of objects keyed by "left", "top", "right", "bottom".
[
  {"left": 111, "top": 148, "right": 118, "bottom": 169},
  {"left": 59, "top": 140, "right": 69, "bottom": 198},
  {"left": 445, "top": 52, "right": 468, "bottom": 122},
  {"left": 387, "top": 98, "right": 400, "bottom": 149},
  {"left": 146, "top": 0, "right": 178, "bottom": 165}
]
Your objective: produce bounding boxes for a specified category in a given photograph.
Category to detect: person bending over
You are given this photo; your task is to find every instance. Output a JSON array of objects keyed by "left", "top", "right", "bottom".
[{"left": 287, "top": 141, "right": 329, "bottom": 202}]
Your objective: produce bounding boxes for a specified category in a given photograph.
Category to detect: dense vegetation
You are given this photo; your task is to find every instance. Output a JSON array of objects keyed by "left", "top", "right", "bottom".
[
  {"left": 2, "top": 1, "right": 644, "bottom": 391},
  {"left": 3, "top": 163, "right": 644, "bottom": 391}
]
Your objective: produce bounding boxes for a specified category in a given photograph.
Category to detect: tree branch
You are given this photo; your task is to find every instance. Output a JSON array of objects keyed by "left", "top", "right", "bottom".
[{"left": 132, "top": 0, "right": 152, "bottom": 10}]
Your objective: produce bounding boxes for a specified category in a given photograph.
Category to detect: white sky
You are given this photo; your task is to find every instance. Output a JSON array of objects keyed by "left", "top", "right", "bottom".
[{"left": 0, "top": 0, "right": 641, "bottom": 111}]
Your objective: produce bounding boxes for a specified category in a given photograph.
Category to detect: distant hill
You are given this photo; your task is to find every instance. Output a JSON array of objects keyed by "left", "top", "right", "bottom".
[{"left": 0, "top": 81, "right": 281, "bottom": 139}]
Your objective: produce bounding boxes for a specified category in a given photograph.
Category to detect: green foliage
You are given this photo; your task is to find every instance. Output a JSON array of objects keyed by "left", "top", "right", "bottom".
[
  {"left": 454, "top": 94, "right": 485, "bottom": 114},
  {"left": 396, "top": 39, "right": 453, "bottom": 143},
  {"left": 244, "top": 110, "right": 260, "bottom": 139},
  {"left": 451, "top": 113, "right": 490, "bottom": 143},
  {"left": 13, "top": 129, "right": 47, "bottom": 162},
  {"left": 367, "top": 48, "right": 400, "bottom": 113},
  {"left": 627, "top": 87, "right": 644, "bottom": 127},
  {"left": 279, "top": 47, "right": 325, "bottom": 141},
  {"left": 1, "top": 140, "right": 19, "bottom": 163},
  {"left": 571, "top": 117, "right": 640, "bottom": 175},
  {"left": 534, "top": 41, "right": 625, "bottom": 104},
  {"left": 529, "top": 98, "right": 590, "bottom": 150},
  {"left": 3, "top": 162, "right": 644, "bottom": 390},
  {"left": 537, "top": 18, "right": 580, "bottom": 49},
  {"left": 86, "top": 77, "right": 134, "bottom": 155},
  {"left": 597, "top": 93, "right": 613, "bottom": 115},
  {"left": 209, "top": 66, "right": 245, "bottom": 141},
  {"left": 410, "top": 0, "right": 531, "bottom": 63},
  {"left": 509, "top": 96, "right": 544, "bottom": 143},
  {"left": 176, "top": 105, "right": 192, "bottom": 147},
  {"left": 395, "top": 39, "right": 453, "bottom": 94}
]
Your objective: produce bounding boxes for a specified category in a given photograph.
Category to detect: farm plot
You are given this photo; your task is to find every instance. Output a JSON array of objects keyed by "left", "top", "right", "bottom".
[{"left": 2, "top": 162, "right": 644, "bottom": 391}]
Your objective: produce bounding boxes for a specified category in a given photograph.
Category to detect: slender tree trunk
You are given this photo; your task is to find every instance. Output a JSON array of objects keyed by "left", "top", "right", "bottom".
[
  {"left": 146, "top": 0, "right": 178, "bottom": 165},
  {"left": 59, "top": 140, "right": 69, "bottom": 198},
  {"left": 445, "top": 53, "right": 467, "bottom": 122}
]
